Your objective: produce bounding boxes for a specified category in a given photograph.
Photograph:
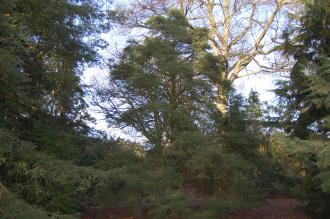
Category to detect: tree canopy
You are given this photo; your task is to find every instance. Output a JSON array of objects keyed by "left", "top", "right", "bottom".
[{"left": 94, "top": 9, "right": 220, "bottom": 147}]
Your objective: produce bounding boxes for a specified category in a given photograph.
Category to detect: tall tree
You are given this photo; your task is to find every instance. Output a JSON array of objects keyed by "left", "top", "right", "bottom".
[
  {"left": 94, "top": 9, "right": 219, "bottom": 147},
  {"left": 275, "top": 0, "right": 330, "bottom": 139},
  {"left": 0, "top": 0, "right": 111, "bottom": 127},
  {"left": 115, "top": 0, "right": 296, "bottom": 115}
]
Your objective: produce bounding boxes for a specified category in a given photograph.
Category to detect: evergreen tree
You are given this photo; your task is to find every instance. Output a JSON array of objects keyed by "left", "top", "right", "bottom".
[
  {"left": 246, "top": 90, "right": 263, "bottom": 137},
  {"left": 274, "top": 1, "right": 330, "bottom": 216},
  {"left": 0, "top": 0, "right": 111, "bottom": 129},
  {"left": 224, "top": 90, "right": 264, "bottom": 157},
  {"left": 275, "top": 0, "right": 330, "bottom": 139},
  {"left": 94, "top": 9, "right": 219, "bottom": 147}
]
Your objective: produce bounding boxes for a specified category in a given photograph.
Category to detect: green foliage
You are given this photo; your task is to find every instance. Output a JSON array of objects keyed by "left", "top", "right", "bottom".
[
  {"left": 12, "top": 154, "right": 108, "bottom": 213},
  {"left": 95, "top": 129, "right": 265, "bottom": 218},
  {"left": 318, "top": 144, "right": 330, "bottom": 192},
  {"left": 273, "top": 2, "right": 330, "bottom": 215},
  {"left": 5, "top": 1, "right": 329, "bottom": 218},
  {"left": 185, "top": 146, "right": 256, "bottom": 195},
  {"left": 268, "top": 133, "right": 315, "bottom": 185},
  {"left": 13, "top": 160, "right": 88, "bottom": 213},
  {"left": 0, "top": 0, "right": 111, "bottom": 128},
  {"left": 222, "top": 90, "right": 265, "bottom": 160},
  {"left": 95, "top": 150, "right": 140, "bottom": 170},
  {"left": 90, "top": 11, "right": 270, "bottom": 218},
  {"left": 0, "top": 128, "right": 114, "bottom": 214},
  {"left": 96, "top": 163, "right": 183, "bottom": 209},
  {"left": 0, "top": 183, "right": 78, "bottom": 219},
  {"left": 94, "top": 9, "right": 218, "bottom": 147},
  {"left": 167, "top": 132, "right": 258, "bottom": 195},
  {"left": 0, "top": 129, "right": 36, "bottom": 168},
  {"left": 148, "top": 192, "right": 193, "bottom": 219},
  {"left": 13, "top": 114, "right": 117, "bottom": 164},
  {"left": 269, "top": 133, "right": 330, "bottom": 218},
  {"left": 276, "top": 0, "right": 330, "bottom": 139}
]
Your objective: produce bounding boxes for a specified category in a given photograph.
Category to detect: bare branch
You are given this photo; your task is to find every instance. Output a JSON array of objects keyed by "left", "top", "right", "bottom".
[
  {"left": 254, "top": 0, "right": 284, "bottom": 49},
  {"left": 230, "top": 2, "right": 256, "bottom": 47}
]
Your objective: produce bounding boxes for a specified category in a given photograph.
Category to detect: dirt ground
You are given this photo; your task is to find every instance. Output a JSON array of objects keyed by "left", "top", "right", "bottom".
[
  {"left": 224, "top": 194, "right": 310, "bottom": 219},
  {"left": 81, "top": 206, "right": 135, "bottom": 219},
  {"left": 81, "top": 194, "right": 310, "bottom": 219}
]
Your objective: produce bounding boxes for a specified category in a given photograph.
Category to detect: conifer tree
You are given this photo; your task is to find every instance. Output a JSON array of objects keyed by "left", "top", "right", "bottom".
[
  {"left": 275, "top": 0, "right": 330, "bottom": 139},
  {"left": 0, "top": 0, "right": 111, "bottom": 128},
  {"left": 94, "top": 9, "right": 219, "bottom": 147},
  {"left": 246, "top": 90, "right": 263, "bottom": 136},
  {"left": 224, "top": 90, "right": 263, "bottom": 156}
]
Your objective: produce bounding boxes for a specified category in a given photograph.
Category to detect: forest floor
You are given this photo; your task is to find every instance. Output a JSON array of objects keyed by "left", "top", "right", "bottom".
[
  {"left": 81, "top": 193, "right": 310, "bottom": 219},
  {"left": 224, "top": 193, "right": 310, "bottom": 219}
]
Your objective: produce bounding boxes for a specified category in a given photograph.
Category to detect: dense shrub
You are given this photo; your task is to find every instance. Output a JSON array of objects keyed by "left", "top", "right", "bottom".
[
  {"left": 148, "top": 192, "right": 193, "bottom": 219},
  {"left": 0, "top": 183, "right": 77, "bottom": 219},
  {"left": 16, "top": 116, "right": 118, "bottom": 164},
  {"left": 269, "top": 133, "right": 330, "bottom": 218},
  {"left": 93, "top": 131, "right": 265, "bottom": 218},
  {"left": 95, "top": 149, "right": 141, "bottom": 170},
  {"left": 0, "top": 129, "right": 112, "bottom": 214},
  {"left": 96, "top": 164, "right": 183, "bottom": 212}
]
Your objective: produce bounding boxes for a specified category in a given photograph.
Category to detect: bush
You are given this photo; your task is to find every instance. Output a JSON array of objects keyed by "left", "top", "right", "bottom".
[
  {"left": 16, "top": 116, "right": 118, "bottom": 164},
  {"left": 0, "top": 183, "right": 77, "bottom": 219},
  {"left": 148, "top": 192, "right": 193, "bottom": 219},
  {"left": 269, "top": 133, "right": 330, "bottom": 218},
  {"left": 9, "top": 154, "right": 110, "bottom": 214},
  {"left": 0, "top": 129, "right": 113, "bottom": 214},
  {"left": 164, "top": 132, "right": 257, "bottom": 196},
  {"left": 96, "top": 164, "right": 183, "bottom": 212},
  {"left": 95, "top": 149, "right": 141, "bottom": 170}
]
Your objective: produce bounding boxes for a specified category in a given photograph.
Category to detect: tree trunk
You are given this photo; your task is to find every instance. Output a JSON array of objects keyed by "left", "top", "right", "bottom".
[
  {"left": 214, "top": 58, "right": 231, "bottom": 116},
  {"left": 179, "top": 0, "right": 184, "bottom": 15},
  {"left": 215, "top": 89, "right": 229, "bottom": 116}
]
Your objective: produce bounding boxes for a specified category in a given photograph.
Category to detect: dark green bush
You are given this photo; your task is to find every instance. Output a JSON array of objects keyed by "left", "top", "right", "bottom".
[
  {"left": 0, "top": 183, "right": 77, "bottom": 219},
  {"left": 0, "top": 129, "right": 113, "bottom": 214},
  {"left": 148, "top": 192, "right": 193, "bottom": 219},
  {"left": 96, "top": 164, "right": 183, "bottom": 209},
  {"left": 269, "top": 133, "right": 330, "bottom": 218},
  {"left": 95, "top": 149, "right": 141, "bottom": 170}
]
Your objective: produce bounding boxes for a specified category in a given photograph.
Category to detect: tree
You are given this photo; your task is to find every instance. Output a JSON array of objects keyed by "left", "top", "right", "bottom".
[
  {"left": 0, "top": 0, "right": 31, "bottom": 126},
  {"left": 246, "top": 90, "right": 263, "bottom": 135},
  {"left": 223, "top": 90, "right": 264, "bottom": 156},
  {"left": 0, "top": 0, "right": 111, "bottom": 128},
  {"left": 275, "top": 0, "right": 330, "bottom": 139},
  {"left": 94, "top": 9, "right": 218, "bottom": 147},
  {"left": 115, "top": 0, "right": 296, "bottom": 115}
]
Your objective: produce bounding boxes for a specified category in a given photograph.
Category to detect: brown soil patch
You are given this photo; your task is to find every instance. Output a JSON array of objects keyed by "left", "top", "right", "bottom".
[
  {"left": 81, "top": 206, "right": 135, "bottom": 219},
  {"left": 81, "top": 194, "right": 310, "bottom": 219},
  {"left": 224, "top": 194, "right": 310, "bottom": 219}
]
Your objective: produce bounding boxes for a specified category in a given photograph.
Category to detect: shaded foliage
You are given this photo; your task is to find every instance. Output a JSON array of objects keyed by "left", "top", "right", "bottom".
[
  {"left": 0, "top": 0, "right": 111, "bottom": 129},
  {"left": 94, "top": 9, "right": 219, "bottom": 147},
  {"left": 269, "top": 133, "right": 330, "bottom": 219},
  {"left": 276, "top": 0, "right": 330, "bottom": 139}
]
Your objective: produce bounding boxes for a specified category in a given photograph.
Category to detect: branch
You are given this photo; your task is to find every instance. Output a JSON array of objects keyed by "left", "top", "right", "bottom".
[
  {"left": 258, "top": 44, "right": 283, "bottom": 55},
  {"left": 254, "top": 57, "right": 290, "bottom": 70},
  {"left": 254, "top": 0, "right": 284, "bottom": 49},
  {"left": 228, "top": 0, "right": 286, "bottom": 81},
  {"left": 207, "top": 0, "right": 223, "bottom": 55},
  {"left": 229, "top": 2, "right": 256, "bottom": 47},
  {"left": 223, "top": 0, "right": 232, "bottom": 46}
]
